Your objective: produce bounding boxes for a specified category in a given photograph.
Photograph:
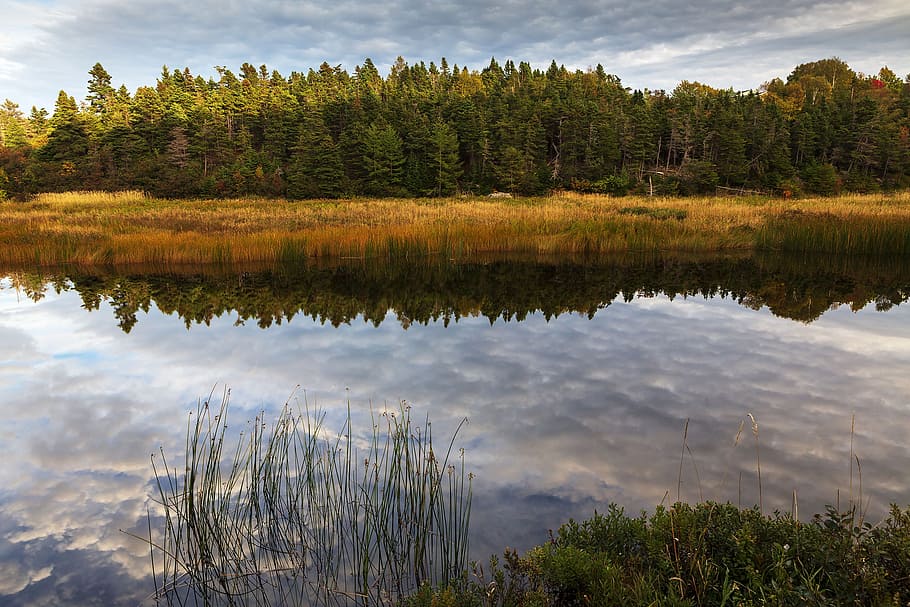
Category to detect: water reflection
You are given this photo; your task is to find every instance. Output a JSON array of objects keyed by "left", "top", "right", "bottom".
[
  {"left": 1, "top": 253, "right": 909, "bottom": 605},
  {"left": 6, "top": 252, "right": 910, "bottom": 332}
]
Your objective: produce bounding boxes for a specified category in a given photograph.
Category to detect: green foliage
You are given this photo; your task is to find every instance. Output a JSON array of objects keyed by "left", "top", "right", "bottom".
[
  {"left": 592, "top": 174, "right": 631, "bottom": 196},
  {"left": 679, "top": 160, "right": 720, "bottom": 195},
  {"left": 427, "top": 121, "right": 462, "bottom": 196},
  {"left": 401, "top": 583, "right": 483, "bottom": 607},
  {"left": 801, "top": 163, "right": 840, "bottom": 195},
  {"left": 469, "top": 502, "right": 910, "bottom": 607},
  {"left": 364, "top": 122, "right": 406, "bottom": 195},
  {"left": 618, "top": 206, "right": 688, "bottom": 220},
  {"left": 1, "top": 100, "right": 29, "bottom": 148},
  {"left": 2, "top": 56, "right": 909, "bottom": 197},
  {"left": 287, "top": 111, "right": 344, "bottom": 198}
]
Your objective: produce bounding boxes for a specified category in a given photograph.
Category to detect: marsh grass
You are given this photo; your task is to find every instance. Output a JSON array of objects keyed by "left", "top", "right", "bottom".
[
  {"left": 757, "top": 211, "right": 910, "bottom": 255},
  {"left": 144, "top": 391, "right": 471, "bottom": 606},
  {"left": 3, "top": 192, "right": 910, "bottom": 267}
]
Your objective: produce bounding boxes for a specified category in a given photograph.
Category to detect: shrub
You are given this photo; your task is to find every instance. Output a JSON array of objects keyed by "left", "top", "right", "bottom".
[{"left": 592, "top": 174, "right": 631, "bottom": 196}]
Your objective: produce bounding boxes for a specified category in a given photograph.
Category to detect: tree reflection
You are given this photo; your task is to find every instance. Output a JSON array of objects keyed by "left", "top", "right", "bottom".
[{"left": 3, "top": 252, "right": 909, "bottom": 332}]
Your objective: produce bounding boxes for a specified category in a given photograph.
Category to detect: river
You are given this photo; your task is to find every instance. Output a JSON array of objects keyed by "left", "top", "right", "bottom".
[{"left": 1, "top": 253, "right": 909, "bottom": 605}]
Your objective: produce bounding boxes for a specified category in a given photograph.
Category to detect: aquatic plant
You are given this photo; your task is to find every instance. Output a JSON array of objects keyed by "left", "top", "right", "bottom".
[{"left": 144, "top": 391, "right": 471, "bottom": 606}]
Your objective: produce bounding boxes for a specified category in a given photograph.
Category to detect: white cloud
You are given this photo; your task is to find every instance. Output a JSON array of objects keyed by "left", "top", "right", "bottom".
[
  {"left": 0, "top": 562, "right": 53, "bottom": 596},
  {"left": 1, "top": 0, "right": 907, "bottom": 109}
]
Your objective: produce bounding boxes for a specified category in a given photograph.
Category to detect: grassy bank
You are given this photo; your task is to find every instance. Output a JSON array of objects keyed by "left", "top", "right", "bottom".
[{"left": 3, "top": 191, "right": 910, "bottom": 267}]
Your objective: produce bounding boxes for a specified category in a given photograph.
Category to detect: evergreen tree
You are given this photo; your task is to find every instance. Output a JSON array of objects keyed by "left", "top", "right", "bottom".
[
  {"left": 37, "top": 91, "right": 90, "bottom": 190},
  {"left": 363, "top": 122, "right": 405, "bottom": 195},
  {"left": 0, "top": 100, "right": 29, "bottom": 148},
  {"left": 427, "top": 120, "right": 461, "bottom": 196},
  {"left": 87, "top": 63, "right": 114, "bottom": 116},
  {"left": 287, "top": 108, "right": 344, "bottom": 198},
  {"left": 1, "top": 56, "right": 907, "bottom": 197}
]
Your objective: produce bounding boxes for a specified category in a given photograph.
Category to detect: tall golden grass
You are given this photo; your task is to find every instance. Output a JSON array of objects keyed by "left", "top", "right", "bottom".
[{"left": 2, "top": 191, "right": 909, "bottom": 267}]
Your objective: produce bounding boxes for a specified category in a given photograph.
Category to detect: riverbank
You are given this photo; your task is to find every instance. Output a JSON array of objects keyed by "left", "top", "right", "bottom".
[{"left": 2, "top": 191, "right": 910, "bottom": 267}]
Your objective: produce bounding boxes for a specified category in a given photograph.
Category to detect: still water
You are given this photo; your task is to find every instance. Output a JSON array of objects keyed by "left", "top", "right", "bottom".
[{"left": 1, "top": 255, "right": 909, "bottom": 605}]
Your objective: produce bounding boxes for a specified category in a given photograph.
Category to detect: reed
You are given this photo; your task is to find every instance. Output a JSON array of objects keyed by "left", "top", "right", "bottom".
[
  {"left": 756, "top": 211, "right": 910, "bottom": 255},
  {"left": 2, "top": 192, "right": 910, "bottom": 267},
  {"left": 144, "top": 391, "right": 472, "bottom": 606}
]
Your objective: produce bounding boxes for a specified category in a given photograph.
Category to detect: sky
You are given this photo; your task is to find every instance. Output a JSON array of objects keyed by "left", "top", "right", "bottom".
[{"left": 1, "top": 0, "right": 909, "bottom": 113}]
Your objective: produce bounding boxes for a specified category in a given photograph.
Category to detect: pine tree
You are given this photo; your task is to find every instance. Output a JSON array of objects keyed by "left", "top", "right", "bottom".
[{"left": 0, "top": 100, "right": 29, "bottom": 148}]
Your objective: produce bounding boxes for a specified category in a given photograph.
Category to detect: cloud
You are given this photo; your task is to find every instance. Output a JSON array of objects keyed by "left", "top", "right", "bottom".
[
  {"left": 1, "top": 0, "right": 907, "bottom": 110},
  {"left": 0, "top": 560, "right": 53, "bottom": 597}
]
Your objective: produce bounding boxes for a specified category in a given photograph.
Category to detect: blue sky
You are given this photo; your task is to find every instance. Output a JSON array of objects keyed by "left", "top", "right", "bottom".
[{"left": 1, "top": 0, "right": 909, "bottom": 112}]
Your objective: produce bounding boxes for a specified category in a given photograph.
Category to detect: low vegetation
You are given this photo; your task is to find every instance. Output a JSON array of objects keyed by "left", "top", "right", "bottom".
[
  {"left": 3, "top": 191, "right": 910, "bottom": 267},
  {"left": 409, "top": 502, "right": 910, "bottom": 607}
]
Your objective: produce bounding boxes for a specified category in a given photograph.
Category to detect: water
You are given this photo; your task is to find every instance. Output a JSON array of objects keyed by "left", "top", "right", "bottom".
[{"left": 2, "top": 254, "right": 910, "bottom": 605}]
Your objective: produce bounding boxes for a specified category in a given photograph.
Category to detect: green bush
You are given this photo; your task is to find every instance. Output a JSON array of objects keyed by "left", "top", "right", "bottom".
[
  {"left": 592, "top": 174, "right": 631, "bottom": 196},
  {"left": 842, "top": 171, "right": 881, "bottom": 193}
]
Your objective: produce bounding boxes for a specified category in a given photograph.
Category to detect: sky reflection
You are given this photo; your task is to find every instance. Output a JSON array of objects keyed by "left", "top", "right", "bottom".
[{"left": 1, "top": 277, "right": 909, "bottom": 605}]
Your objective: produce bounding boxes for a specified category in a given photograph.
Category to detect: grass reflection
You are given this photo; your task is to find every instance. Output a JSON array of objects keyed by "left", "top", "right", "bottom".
[{"left": 145, "top": 390, "right": 470, "bottom": 606}]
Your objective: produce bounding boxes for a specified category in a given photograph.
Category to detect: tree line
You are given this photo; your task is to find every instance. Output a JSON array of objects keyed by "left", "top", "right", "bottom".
[{"left": 1, "top": 56, "right": 908, "bottom": 200}]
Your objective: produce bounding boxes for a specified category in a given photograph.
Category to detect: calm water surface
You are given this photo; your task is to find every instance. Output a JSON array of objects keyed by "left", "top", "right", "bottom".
[{"left": 1, "top": 256, "right": 909, "bottom": 605}]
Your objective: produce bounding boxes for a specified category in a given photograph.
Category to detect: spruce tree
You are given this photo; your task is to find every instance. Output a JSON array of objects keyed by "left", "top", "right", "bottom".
[
  {"left": 363, "top": 122, "right": 405, "bottom": 195},
  {"left": 287, "top": 110, "right": 344, "bottom": 198},
  {"left": 427, "top": 120, "right": 461, "bottom": 196}
]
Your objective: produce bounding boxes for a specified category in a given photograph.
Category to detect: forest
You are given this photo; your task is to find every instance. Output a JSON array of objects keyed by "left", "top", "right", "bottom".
[{"left": 0, "top": 56, "right": 908, "bottom": 200}]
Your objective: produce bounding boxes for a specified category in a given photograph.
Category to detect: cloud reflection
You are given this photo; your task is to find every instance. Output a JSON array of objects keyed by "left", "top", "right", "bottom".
[{"left": 2, "top": 280, "right": 910, "bottom": 604}]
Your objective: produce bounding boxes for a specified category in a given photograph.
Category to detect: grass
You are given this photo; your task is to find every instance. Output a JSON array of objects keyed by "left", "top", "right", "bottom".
[
  {"left": 756, "top": 210, "right": 910, "bottom": 256},
  {"left": 3, "top": 191, "right": 910, "bottom": 267},
  {"left": 141, "top": 390, "right": 471, "bottom": 606}
]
